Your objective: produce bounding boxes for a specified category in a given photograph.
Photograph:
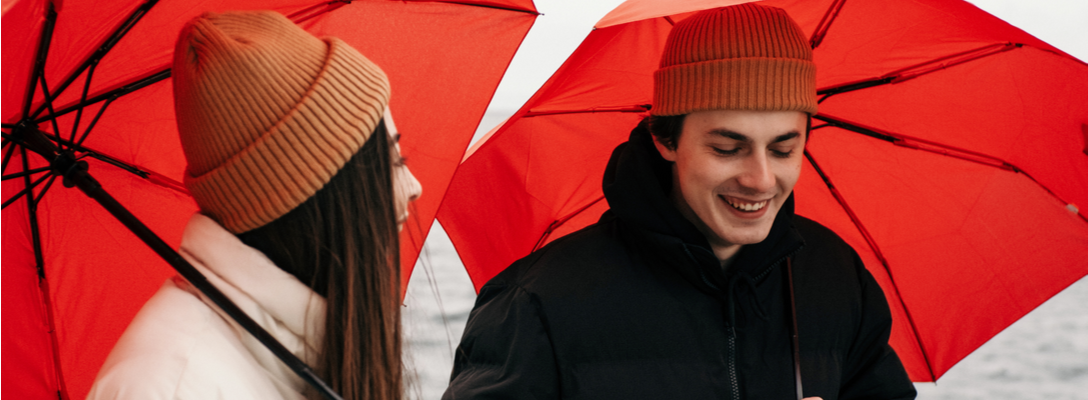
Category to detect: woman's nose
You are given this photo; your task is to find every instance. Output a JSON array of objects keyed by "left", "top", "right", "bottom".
[{"left": 405, "top": 167, "right": 422, "bottom": 202}]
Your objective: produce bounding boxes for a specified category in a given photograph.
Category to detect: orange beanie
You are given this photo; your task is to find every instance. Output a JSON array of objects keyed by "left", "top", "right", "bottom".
[
  {"left": 652, "top": 3, "right": 817, "bottom": 116},
  {"left": 172, "top": 10, "right": 390, "bottom": 233}
]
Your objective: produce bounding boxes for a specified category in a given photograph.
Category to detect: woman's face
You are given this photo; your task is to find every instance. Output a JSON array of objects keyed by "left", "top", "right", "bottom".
[{"left": 384, "top": 110, "right": 422, "bottom": 232}]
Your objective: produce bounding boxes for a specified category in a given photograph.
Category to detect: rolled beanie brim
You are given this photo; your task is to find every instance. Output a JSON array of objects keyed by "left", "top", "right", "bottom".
[
  {"left": 652, "top": 57, "right": 817, "bottom": 116},
  {"left": 184, "top": 37, "right": 389, "bottom": 233}
]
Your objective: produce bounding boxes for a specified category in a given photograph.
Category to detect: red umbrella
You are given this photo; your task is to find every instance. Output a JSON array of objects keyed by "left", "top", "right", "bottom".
[
  {"left": 1, "top": 1, "right": 537, "bottom": 398},
  {"left": 437, "top": 0, "right": 1088, "bottom": 382}
]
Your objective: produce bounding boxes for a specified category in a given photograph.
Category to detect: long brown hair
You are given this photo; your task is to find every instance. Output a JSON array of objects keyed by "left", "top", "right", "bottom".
[{"left": 238, "top": 121, "right": 403, "bottom": 400}]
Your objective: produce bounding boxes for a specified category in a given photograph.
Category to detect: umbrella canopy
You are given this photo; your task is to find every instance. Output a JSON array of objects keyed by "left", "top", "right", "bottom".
[
  {"left": 437, "top": 0, "right": 1088, "bottom": 382},
  {"left": 1, "top": 0, "right": 537, "bottom": 398}
]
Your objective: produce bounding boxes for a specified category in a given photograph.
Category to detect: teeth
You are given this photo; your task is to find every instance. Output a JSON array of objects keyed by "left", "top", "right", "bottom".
[{"left": 726, "top": 198, "right": 768, "bottom": 212}]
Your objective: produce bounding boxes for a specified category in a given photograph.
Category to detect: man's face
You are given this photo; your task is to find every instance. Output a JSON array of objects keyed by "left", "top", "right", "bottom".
[{"left": 654, "top": 109, "right": 806, "bottom": 257}]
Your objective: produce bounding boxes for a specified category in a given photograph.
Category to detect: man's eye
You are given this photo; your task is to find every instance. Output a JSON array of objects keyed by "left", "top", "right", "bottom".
[
  {"left": 770, "top": 148, "right": 794, "bottom": 158},
  {"left": 712, "top": 147, "right": 740, "bottom": 156}
]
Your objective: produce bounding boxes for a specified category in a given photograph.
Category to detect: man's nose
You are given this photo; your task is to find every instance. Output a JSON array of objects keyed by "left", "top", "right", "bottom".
[{"left": 736, "top": 152, "right": 775, "bottom": 193}]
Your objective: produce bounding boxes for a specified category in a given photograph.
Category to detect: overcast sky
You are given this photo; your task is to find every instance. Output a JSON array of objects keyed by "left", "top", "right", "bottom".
[{"left": 475, "top": 0, "right": 1088, "bottom": 139}]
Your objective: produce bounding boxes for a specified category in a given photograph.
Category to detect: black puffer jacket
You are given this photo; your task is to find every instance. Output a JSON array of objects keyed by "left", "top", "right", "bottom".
[{"left": 444, "top": 120, "right": 916, "bottom": 400}]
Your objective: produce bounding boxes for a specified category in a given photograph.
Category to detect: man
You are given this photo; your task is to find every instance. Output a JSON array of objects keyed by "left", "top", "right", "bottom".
[{"left": 444, "top": 4, "right": 916, "bottom": 400}]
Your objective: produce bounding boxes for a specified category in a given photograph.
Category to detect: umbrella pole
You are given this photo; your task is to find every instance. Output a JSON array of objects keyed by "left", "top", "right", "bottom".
[
  {"left": 10, "top": 126, "right": 344, "bottom": 400},
  {"left": 786, "top": 257, "right": 803, "bottom": 400}
]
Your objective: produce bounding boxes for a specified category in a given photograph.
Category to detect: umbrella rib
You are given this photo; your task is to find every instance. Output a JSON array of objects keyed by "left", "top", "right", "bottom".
[
  {"left": 53, "top": 128, "right": 191, "bottom": 196},
  {"left": 19, "top": 144, "right": 71, "bottom": 399},
  {"left": 817, "top": 43, "right": 1020, "bottom": 102},
  {"left": 29, "top": 0, "right": 160, "bottom": 120},
  {"left": 21, "top": 147, "right": 45, "bottom": 269},
  {"left": 434, "top": 1, "right": 540, "bottom": 15},
  {"left": 21, "top": 2, "right": 56, "bottom": 120},
  {"left": 33, "top": 175, "right": 59, "bottom": 206},
  {"left": 813, "top": 113, "right": 1085, "bottom": 223},
  {"left": 35, "top": 69, "right": 171, "bottom": 125},
  {"left": 2, "top": 172, "right": 52, "bottom": 210},
  {"left": 2, "top": 166, "right": 52, "bottom": 181},
  {"left": 532, "top": 195, "right": 607, "bottom": 252},
  {"left": 814, "top": 114, "right": 1011, "bottom": 169},
  {"left": 37, "top": 74, "right": 64, "bottom": 151},
  {"left": 286, "top": 0, "right": 350, "bottom": 24},
  {"left": 803, "top": 149, "right": 938, "bottom": 382},
  {"left": 523, "top": 105, "right": 651, "bottom": 118},
  {"left": 37, "top": 274, "right": 71, "bottom": 398},
  {"left": 69, "top": 64, "right": 99, "bottom": 147},
  {"left": 10, "top": 127, "right": 178, "bottom": 192},
  {"left": 82, "top": 152, "right": 150, "bottom": 179},
  {"left": 2, "top": 142, "right": 16, "bottom": 175},
  {"left": 75, "top": 97, "right": 115, "bottom": 148},
  {"left": 809, "top": 0, "right": 846, "bottom": 49}
]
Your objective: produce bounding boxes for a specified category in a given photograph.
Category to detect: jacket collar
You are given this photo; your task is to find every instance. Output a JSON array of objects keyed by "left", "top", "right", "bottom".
[
  {"left": 602, "top": 118, "right": 804, "bottom": 284},
  {"left": 177, "top": 213, "right": 325, "bottom": 374}
]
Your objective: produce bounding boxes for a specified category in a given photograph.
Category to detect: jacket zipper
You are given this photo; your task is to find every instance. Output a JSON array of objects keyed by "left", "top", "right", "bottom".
[
  {"left": 704, "top": 246, "right": 802, "bottom": 400},
  {"left": 728, "top": 325, "right": 740, "bottom": 400},
  {"left": 699, "top": 271, "right": 740, "bottom": 400}
]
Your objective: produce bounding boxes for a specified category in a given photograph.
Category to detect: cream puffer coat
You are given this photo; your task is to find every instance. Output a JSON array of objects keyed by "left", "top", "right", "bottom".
[{"left": 86, "top": 213, "right": 326, "bottom": 400}]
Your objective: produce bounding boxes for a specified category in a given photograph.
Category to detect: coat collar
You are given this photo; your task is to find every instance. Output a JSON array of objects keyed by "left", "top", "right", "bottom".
[{"left": 177, "top": 213, "right": 325, "bottom": 371}]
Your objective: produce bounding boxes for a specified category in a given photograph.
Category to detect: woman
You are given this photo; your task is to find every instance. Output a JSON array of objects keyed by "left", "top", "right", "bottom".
[{"left": 87, "top": 10, "right": 420, "bottom": 400}]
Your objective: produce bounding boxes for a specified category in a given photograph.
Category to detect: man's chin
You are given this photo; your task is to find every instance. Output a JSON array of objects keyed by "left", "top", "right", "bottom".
[{"left": 713, "top": 223, "right": 775, "bottom": 247}]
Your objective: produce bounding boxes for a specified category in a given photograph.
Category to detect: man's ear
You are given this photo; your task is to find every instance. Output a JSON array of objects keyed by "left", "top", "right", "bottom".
[{"left": 652, "top": 135, "right": 678, "bottom": 162}]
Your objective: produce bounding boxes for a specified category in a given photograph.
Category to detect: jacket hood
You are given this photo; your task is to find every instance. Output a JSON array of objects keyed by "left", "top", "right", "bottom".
[{"left": 601, "top": 118, "right": 803, "bottom": 281}]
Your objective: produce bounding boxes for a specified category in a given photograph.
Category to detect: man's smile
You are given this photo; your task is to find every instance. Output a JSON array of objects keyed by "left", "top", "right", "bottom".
[{"left": 720, "top": 195, "right": 770, "bottom": 212}]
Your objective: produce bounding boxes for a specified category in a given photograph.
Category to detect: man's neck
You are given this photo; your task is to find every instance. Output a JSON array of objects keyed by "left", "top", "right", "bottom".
[
  {"left": 667, "top": 179, "right": 744, "bottom": 271},
  {"left": 713, "top": 242, "right": 742, "bottom": 272}
]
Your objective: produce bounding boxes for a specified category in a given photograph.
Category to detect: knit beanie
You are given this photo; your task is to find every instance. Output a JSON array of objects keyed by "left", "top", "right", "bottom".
[
  {"left": 652, "top": 3, "right": 817, "bottom": 116},
  {"left": 172, "top": 10, "right": 390, "bottom": 233}
]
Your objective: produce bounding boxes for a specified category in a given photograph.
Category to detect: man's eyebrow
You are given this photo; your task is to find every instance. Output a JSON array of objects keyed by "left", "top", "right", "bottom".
[
  {"left": 774, "top": 132, "right": 801, "bottom": 143},
  {"left": 709, "top": 129, "right": 750, "bottom": 142},
  {"left": 708, "top": 130, "right": 801, "bottom": 143}
]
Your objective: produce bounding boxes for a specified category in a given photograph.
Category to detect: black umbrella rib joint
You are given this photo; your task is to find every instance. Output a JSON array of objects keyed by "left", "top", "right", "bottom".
[{"left": 3, "top": 1, "right": 345, "bottom": 398}]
